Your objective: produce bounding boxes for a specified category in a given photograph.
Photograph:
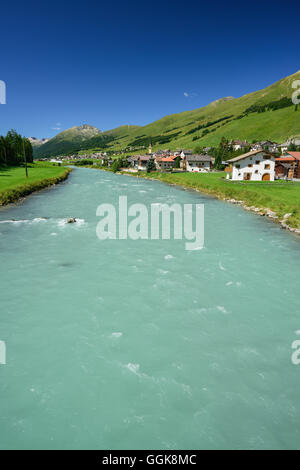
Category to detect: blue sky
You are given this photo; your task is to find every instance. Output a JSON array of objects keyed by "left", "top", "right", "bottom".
[{"left": 0, "top": 0, "right": 300, "bottom": 138}]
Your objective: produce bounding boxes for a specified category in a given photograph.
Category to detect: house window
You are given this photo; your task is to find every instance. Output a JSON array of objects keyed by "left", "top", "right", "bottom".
[
  {"left": 235, "top": 164, "right": 240, "bottom": 169},
  {"left": 248, "top": 164, "right": 253, "bottom": 168},
  {"left": 264, "top": 164, "right": 270, "bottom": 170},
  {"left": 255, "top": 160, "right": 260, "bottom": 165}
]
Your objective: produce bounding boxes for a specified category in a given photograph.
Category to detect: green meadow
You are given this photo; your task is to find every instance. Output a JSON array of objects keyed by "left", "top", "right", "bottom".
[
  {"left": 133, "top": 171, "right": 300, "bottom": 229},
  {"left": 0, "top": 162, "right": 71, "bottom": 205}
]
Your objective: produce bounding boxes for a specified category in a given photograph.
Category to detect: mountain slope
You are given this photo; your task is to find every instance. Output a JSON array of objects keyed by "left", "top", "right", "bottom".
[
  {"left": 34, "top": 124, "right": 141, "bottom": 157},
  {"left": 34, "top": 71, "right": 300, "bottom": 157},
  {"left": 34, "top": 125, "right": 102, "bottom": 157},
  {"left": 103, "top": 70, "right": 300, "bottom": 152}
]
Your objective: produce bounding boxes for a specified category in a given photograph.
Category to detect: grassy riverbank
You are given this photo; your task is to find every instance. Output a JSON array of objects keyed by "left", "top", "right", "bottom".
[
  {"left": 128, "top": 171, "right": 300, "bottom": 229},
  {"left": 0, "top": 162, "right": 72, "bottom": 206}
]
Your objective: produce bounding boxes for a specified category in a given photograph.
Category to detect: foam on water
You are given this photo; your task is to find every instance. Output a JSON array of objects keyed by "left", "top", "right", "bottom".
[
  {"left": 126, "top": 363, "right": 140, "bottom": 375},
  {"left": 111, "top": 332, "right": 123, "bottom": 338}
]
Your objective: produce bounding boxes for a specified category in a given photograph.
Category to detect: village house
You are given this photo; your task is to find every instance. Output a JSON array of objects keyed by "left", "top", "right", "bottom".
[
  {"left": 286, "top": 152, "right": 300, "bottom": 178},
  {"left": 250, "top": 141, "right": 278, "bottom": 153},
  {"left": 228, "top": 150, "right": 275, "bottom": 181},
  {"left": 279, "top": 138, "right": 300, "bottom": 154},
  {"left": 138, "top": 155, "right": 151, "bottom": 170},
  {"left": 155, "top": 156, "right": 176, "bottom": 171},
  {"left": 279, "top": 142, "right": 289, "bottom": 154},
  {"left": 182, "top": 154, "right": 213, "bottom": 172},
  {"left": 276, "top": 151, "right": 300, "bottom": 179},
  {"left": 153, "top": 149, "right": 171, "bottom": 157},
  {"left": 100, "top": 155, "right": 109, "bottom": 165},
  {"left": 127, "top": 156, "right": 139, "bottom": 168},
  {"left": 275, "top": 160, "right": 294, "bottom": 179},
  {"left": 153, "top": 149, "right": 165, "bottom": 156},
  {"left": 261, "top": 141, "right": 278, "bottom": 153},
  {"left": 180, "top": 149, "right": 193, "bottom": 158},
  {"left": 232, "top": 140, "right": 249, "bottom": 151},
  {"left": 250, "top": 143, "right": 263, "bottom": 152}
]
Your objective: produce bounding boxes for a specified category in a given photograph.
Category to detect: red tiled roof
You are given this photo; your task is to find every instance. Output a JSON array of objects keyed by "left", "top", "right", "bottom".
[
  {"left": 287, "top": 152, "right": 300, "bottom": 161},
  {"left": 276, "top": 157, "right": 295, "bottom": 163},
  {"left": 157, "top": 157, "right": 175, "bottom": 162}
]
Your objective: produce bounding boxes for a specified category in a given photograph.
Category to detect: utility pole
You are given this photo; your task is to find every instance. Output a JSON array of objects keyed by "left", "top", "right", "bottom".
[{"left": 23, "top": 139, "right": 28, "bottom": 178}]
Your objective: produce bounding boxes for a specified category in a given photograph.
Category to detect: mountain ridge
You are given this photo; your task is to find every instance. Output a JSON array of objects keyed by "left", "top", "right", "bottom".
[{"left": 34, "top": 70, "right": 300, "bottom": 157}]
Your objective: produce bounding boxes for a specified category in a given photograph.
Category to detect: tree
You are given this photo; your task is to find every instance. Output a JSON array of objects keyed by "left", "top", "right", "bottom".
[
  {"left": 288, "top": 142, "right": 297, "bottom": 151},
  {"left": 0, "top": 130, "right": 33, "bottom": 167},
  {"left": 214, "top": 151, "right": 223, "bottom": 170},
  {"left": 120, "top": 156, "right": 130, "bottom": 168},
  {"left": 23, "top": 138, "right": 33, "bottom": 164},
  {"left": 0, "top": 136, "right": 7, "bottom": 164},
  {"left": 111, "top": 158, "right": 122, "bottom": 173},
  {"left": 175, "top": 156, "right": 181, "bottom": 168},
  {"left": 213, "top": 137, "right": 229, "bottom": 170},
  {"left": 146, "top": 158, "right": 156, "bottom": 173}
]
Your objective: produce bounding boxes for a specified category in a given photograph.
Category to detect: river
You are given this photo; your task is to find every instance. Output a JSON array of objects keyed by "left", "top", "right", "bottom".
[{"left": 0, "top": 167, "right": 300, "bottom": 449}]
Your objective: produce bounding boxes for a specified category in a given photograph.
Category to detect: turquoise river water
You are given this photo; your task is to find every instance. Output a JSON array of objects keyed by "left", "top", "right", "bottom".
[{"left": 0, "top": 167, "right": 300, "bottom": 450}]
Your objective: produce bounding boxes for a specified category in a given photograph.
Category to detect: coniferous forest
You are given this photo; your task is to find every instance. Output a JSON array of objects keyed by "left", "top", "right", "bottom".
[{"left": 0, "top": 130, "right": 33, "bottom": 166}]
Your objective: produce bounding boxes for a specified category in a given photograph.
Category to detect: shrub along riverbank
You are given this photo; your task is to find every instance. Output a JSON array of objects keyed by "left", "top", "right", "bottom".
[
  {"left": 122, "top": 171, "right": 300, "bottom": 231},
  {"left": 0, "top": 162, "right": 72, "bottom": 206}
]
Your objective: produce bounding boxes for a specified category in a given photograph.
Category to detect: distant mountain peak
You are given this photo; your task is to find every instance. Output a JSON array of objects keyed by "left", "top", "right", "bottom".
[
  {"left": 76, "top": 124, "right": 100, "bottom": 131},
  {"left": 28, "top": 136, "right": 50, "bottom": 147},
  {"left": 33, "top": 124, "right": 102, "bottom": 157}
]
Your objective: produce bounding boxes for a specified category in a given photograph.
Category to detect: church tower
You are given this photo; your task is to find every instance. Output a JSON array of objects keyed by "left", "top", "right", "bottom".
[{"left": 148, "top": 138, "right": 152, "bottom": 154}]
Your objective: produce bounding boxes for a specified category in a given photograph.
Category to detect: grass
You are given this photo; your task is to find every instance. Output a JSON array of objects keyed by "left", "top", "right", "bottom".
[
  {"left": 0, "top": 162, "right": 71, "bottom": 205},
  {"left": 130, "top": 171, "right": 300, "bottom": 228}
]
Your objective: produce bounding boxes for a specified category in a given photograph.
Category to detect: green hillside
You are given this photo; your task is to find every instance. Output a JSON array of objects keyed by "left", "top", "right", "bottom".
[
  {"left": 34, "top": 71, "right": 300, "bottom": 157},
  {"left": 77, "top": 125, "right": 141, "bottom": 155},
  {"left": 34, "top": 124, "right": 102, "bottom": 157}
]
